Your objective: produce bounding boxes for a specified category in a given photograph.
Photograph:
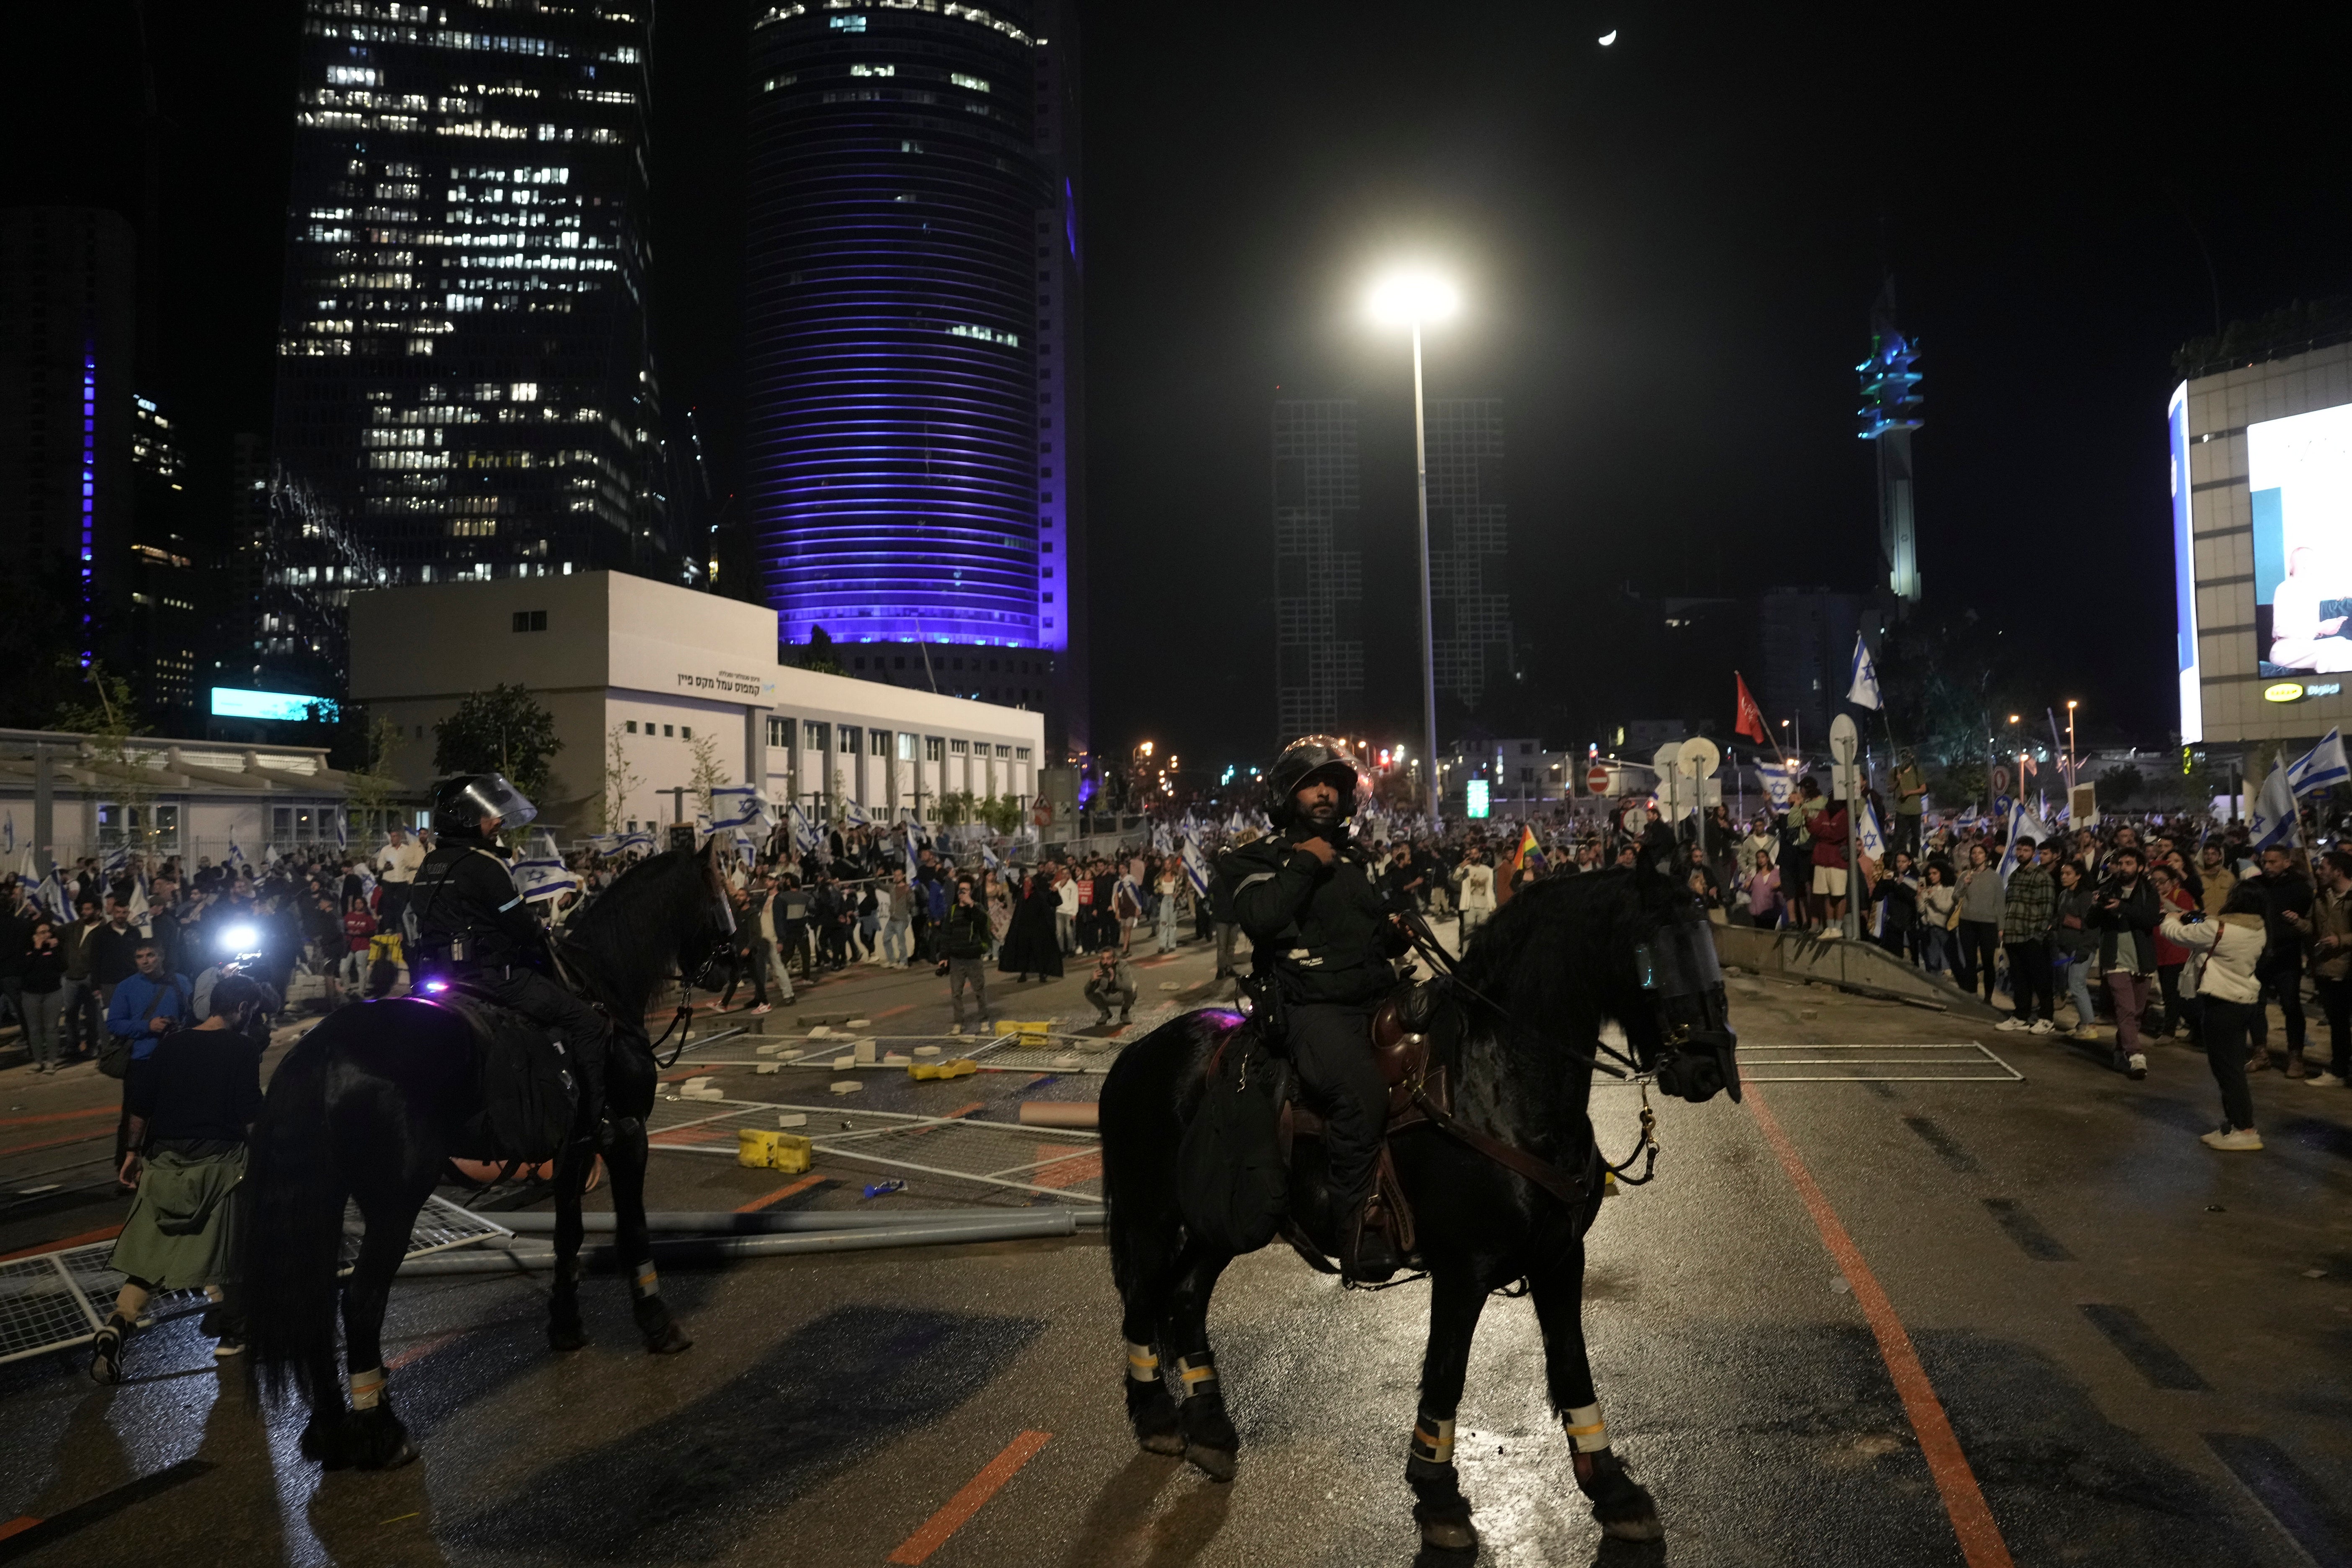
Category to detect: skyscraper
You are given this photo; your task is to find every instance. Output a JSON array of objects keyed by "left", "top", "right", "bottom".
[
  {"left": 1271, "top": 399, "right": 1363, "bottom": 742},
  {"left": 745, "top": 0, "right": 1088, "bottom": 759},
  {"left": 1426, "top": 398, "right": 1513, "bottom": 708},
  {"left": 0, "top": 208, "right": 136, "bottom": 678},
  {"left": 263, "top": 0, "right": 676, "bottom": 693}
]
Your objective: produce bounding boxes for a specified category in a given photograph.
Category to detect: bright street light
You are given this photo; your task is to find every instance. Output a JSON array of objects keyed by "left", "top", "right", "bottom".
[
  {"left": 1369, "top": 269, "right": 1459, "bottom": 811},
  {"left": 1369, "top": 272, "right": 1459, "bottom": 325}
]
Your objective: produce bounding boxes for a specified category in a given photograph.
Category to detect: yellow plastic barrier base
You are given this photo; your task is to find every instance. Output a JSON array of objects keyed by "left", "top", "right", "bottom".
[
  {"left": 909, "top": 1057, "right": 979, "bottom": 1081},
  {"left": 737, "top": 1129, "right": 813, "bottom": 1172},
  {"left": 995, "top": 1020, "right": 1054, "bottom": 1045}
]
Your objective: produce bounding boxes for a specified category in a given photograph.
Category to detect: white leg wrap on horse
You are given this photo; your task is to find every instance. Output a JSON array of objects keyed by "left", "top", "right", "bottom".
[
  {"left": 1411, "top": 1416, "right": 1457, "bottom": 1465},
  {"left": 632, "top": 1261, "right": 660, "bottom": 1297},
  {"left": 350, "top": 1367, "right": 386, "bottom": 1411},
  {"left": 1126, "top": 1341, "right": 1161, "bottom": 1385},
  {"left": 1563, "top": 1402, "right": 1607, "bottom": 1453},
  {"left": 1175, "top": 1354, "right": 1217, "bottom": 1399}
]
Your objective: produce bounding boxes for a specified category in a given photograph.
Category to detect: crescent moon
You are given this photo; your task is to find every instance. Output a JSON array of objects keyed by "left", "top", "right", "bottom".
[{"left": 1598, "top": 29, "right": 1618, "bottom": 44}]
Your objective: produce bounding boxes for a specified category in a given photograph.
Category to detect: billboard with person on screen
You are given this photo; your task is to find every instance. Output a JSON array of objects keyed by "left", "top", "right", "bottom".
[{"left": 2250, "top": 402, "right": 2352, "bottom": 677}]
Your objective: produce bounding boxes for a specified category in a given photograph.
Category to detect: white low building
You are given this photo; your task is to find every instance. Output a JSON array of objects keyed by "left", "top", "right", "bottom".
[
  {"left": 348, "top": 571, "right": 1046, "bottom": 837},
  {"left": 0, "top": 728, "right": 415, "bottom": 870}
]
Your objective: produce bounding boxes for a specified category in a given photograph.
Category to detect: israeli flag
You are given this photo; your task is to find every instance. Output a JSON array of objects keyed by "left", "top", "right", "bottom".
[
  {"left": 103, "top": 843, "right": 128, "bottom": 874},
  {"left": 126, "top": 877, "right": 153, "bottom": 939},
  {"left": 226, "top": 839, "right": 246, "bottom": 868},
  {"left": 1846, "top": 634, "right": 1884, "bottom": 712},
  {"left": 38, "top": 870, "right": 72, "bottom": 923},
  {"left": 733, "top": 827, "right": 758, "bottom": 860},
  {"left": 1957, "top": 804, "right": 1980, "bottom": 826},
  {"left": 903, "top": 823, "right": 922, "bottom": 870},
  {"left": 618, "top": 830, "right": 655, "bottom": 853},
  {"left": 15, "top": 847, "right": 34, "bottom": 883},
  {"left": 1856, "top": 800, "right": 1888, "bottom": 864},
  {"left": 335, "top": 811, "right": 348, "bottom": 850},
  {"left": 899, "top": 805, "right": 925, "bottom": 831},
  {"left": 513, "top": 856, "right": 580, "bottom": 903},
  {"left": 1181, "top": 836, "right": 1212, "bottom": 897},
  {"left": 1763, "top": 766, "right": 1795, "bottom": 812},
  {"left": 1152, "top": 820, "right": 1173, "bottom": 854},
  {"left": 786, "top": 801, "right": 821, "bottom": 855},
  {"left": 980, "top": 839, "right": 1001, "bottom": 871},
  {"left": 587, "top": 833, "right": 620, "bottom": 855},
  {"left": 1996, "top": 800, "right": 2060, "bottom": 878},
  {"left": 2249, "top": 760, "right": 2302, "bottom": 850},
  {"left": 2287, "top": 728, "right": 2349, "bottom": 799},
  {"left": 709, "top": 786, "right": 764, "bottom": 831},
  {"left": 843, "top": 799, "right": 870, "bottom": 828}
]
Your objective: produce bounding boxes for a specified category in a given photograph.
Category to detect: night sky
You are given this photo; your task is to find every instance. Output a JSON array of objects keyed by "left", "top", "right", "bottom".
[{"left": 13, "top": 3, "right": 2350, "bottom": 775}]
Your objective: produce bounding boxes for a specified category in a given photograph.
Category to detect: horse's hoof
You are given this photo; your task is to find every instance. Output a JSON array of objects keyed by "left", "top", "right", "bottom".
[
  {"left": 1184, "top": 1443, "right": 1237, "bottom": 1482},
  {"left": 641, "top": 1320, "right": 694, "bottom": 1356},
  {"left": 300, "top": 1416, "right": 349, "bottom": 1470},
  {"left": 1138, "top": 1430, "right": 1185, "bottom": 1456},
  {"left": 1599, "top": 1511, "right": 1664, "bottom": 1542},
  {"left": 368, "top": 1436, "right": 420, "bottom": 1472},
  {"left": 1416, "top": 1515, "right": 1478, "bottom": 1552}
]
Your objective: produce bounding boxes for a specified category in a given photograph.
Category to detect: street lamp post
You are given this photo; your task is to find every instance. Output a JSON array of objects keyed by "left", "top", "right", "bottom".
[
  {"left": 2066, "top": 699, "right": 2079, "bottom": 792},
  {"left": 1372, "top": 272, "right": 1458, "bottom": 816}
]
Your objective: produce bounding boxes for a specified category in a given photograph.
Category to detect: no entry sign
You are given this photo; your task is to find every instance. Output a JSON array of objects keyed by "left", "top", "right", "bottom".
[{"left": 1587, "top": 765, "right": 1612, "bottom": 794}]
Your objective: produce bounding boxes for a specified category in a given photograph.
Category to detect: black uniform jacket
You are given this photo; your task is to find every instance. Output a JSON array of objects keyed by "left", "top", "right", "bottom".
[
  {"left": 409, "top": 840, "right": 547, "bottom": 968},
  {"left": 1217, "top": 829, "right": 1402, "bottom": 1006}
]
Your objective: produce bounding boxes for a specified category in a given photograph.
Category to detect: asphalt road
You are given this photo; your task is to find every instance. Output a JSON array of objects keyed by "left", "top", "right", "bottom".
[{"left": 2, "top": 931, "right": 2348, "bottom": 1568}]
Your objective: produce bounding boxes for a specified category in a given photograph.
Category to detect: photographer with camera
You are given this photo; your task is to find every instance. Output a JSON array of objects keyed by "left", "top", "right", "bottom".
[{"left": 2091, "top": 845, "right": 2161, "bottom": 1079}]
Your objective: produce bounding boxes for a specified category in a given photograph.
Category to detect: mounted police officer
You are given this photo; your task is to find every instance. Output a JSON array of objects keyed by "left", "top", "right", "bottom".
[
  {"left": 408, "top": 774, "right": 610, "bottom": 1136},
  {"left": 1217, "top": 736, "right": 1410, "bottom": 1282}
]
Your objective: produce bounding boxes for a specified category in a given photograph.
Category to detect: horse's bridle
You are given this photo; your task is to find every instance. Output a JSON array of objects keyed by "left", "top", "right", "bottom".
[{"left": 1633, "top": 913, "right": 1742, "bottom": 1104}]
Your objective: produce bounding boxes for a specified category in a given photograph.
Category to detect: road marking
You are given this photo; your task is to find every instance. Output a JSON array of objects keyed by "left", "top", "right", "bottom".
[
  {"left": 0, "top": 1130, "right": 113, "bottom": 1161},
  {"left": 1027, "top": 1145, "right": 1101, "bottom": 1190},
  {"left": 871, "top": 1004, "right": 914, "bottom": 1020},
  {"left": 886, "top": 1430, "right": 1052, "bottom": 1565},
  {"left": 1744, "top": 1083, "right": 2016, "bottom": 1568},
  {"left": 385, "top": 1331, "right": 465, "bottom": 1372},
  {"left": 0, "top": 1107, "right": 116, "bottom": 1131},
  {"left": 0, "top": 1225, "right": 124, "bottom": 1262},
  {"left": 0, "top": 1458, "right": 213, "bottom": 1563},
  {"left": 737, "top": 1173, "right": 825, "bottom": 1212}
]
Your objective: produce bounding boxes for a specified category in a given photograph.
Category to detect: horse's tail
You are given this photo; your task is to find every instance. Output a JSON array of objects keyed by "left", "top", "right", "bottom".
[
  {"left": 1099, "top": 1012, "right": 1213, "bottom": 1305},
  {"left": 244, "top": 1026, "right": 349, "bottom": 1406}
]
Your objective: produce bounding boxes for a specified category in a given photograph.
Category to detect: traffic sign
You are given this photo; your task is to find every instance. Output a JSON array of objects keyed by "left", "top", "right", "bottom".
[
  {"left": 1828, "top": 714, "right": 1859, "bottom": 766},
  {"left": 1620, "top": 805, "right": 1649, "bottom": 836},
  {"left": 1587, "top": 764, "right": 1612, "bottom": 795},
  {"left": 1677, "top": 736, "right": 1721, "bottom": 780}
]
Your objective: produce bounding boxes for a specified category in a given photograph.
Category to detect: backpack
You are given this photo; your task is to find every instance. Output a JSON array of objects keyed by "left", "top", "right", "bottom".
[
  {"left": 450, "top": 1003, "right": 579, "bottom": 1163},
  {"left": 1177, "top": 1037, "right": 1291, "bottom": 1256}
]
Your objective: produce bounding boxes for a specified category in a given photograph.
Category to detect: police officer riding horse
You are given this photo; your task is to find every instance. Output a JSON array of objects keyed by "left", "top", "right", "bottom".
[
  {"left": 1216, "top": 735, "right": 1417, "bottom": 1282},
  {"left": 406, "top": 774, "right": 613, "bottom": 1140}
]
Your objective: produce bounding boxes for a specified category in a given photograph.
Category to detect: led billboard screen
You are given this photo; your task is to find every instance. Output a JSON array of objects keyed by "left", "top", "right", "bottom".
[
  {"left": 2250, "top": 402, "right": 2352, "bottom": 679},
  {"left": 211, "top": 688, "right": 339, "bottom": 722},
  {"left": 2171, "top": 384, "right": 2196, "bottom": 742}
]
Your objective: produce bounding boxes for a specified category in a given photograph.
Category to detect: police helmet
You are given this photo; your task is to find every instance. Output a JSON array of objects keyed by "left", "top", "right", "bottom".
[
  {"left": 1264, "top": 735, "right": 1370, "bottom": 828},
  {"left": 431, "top": 773, "right": 537, "bottom": 841}
]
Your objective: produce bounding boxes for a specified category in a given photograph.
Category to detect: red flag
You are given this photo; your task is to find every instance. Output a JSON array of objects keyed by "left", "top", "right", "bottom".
[{"left": 1734, "top": 672, "right": 1767, "bottom": 744}]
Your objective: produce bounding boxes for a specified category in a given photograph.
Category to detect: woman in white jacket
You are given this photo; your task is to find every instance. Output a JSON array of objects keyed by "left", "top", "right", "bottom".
[{"left": 2161, "top": 884, "right": 2268, "bottom": 1151}]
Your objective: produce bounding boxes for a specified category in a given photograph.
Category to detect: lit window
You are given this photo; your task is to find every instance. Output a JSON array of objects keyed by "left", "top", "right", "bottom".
[
  {"left": 951, "top": 72, "right": 990, "bottom": 92},
  {"left": 849, "top": 63, "right": 893, "bottom": 77},
  {"left": 830, "top": 13, "right": 865, "bottom": 30},
  {"left": 511, "top": 381, "right": 539, "bottom": 402}
]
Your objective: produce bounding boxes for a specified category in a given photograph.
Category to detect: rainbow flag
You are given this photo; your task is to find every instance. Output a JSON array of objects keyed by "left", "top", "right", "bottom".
[{"left": 1496, "top": 824, "right": 1540, "bottom": 904}]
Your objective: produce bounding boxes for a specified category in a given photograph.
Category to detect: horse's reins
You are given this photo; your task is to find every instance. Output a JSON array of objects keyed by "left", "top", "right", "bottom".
[{"left": 1390, "top": 904, "right": 1662, "bottom": 1189}]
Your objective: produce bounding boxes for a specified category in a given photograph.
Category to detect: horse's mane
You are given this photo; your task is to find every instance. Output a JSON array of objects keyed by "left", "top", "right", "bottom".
[{"left": 557, "top": 850, "right": 709, "bottom": 1015}]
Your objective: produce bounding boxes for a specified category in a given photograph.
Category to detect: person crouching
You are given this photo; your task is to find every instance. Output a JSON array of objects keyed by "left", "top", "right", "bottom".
[
  {"left": 1085, "top": 948, "right": 1138, "bottom": 1026},
  {"left": 90, "top": 973, "right": 268, "bottom": 1382}
]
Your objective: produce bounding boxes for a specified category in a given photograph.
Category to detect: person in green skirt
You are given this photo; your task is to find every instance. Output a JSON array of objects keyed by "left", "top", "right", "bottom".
[{"left": 90, "top": 973, "right": 267, "bottom": 1384}]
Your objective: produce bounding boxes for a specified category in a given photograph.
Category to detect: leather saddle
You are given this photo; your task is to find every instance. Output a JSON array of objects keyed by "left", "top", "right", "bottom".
[{"left": 427, "top": 986, "right": 580, "bottom": 1164}]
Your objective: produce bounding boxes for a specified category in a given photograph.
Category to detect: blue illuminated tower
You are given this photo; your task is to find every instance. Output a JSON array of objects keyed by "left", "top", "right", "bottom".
[
  {"left": 746, "top": 0, "right": 1087, "bottom": 758},
  {"left": 1856, "top": 277, "right": 1924, "bottom": 604}
]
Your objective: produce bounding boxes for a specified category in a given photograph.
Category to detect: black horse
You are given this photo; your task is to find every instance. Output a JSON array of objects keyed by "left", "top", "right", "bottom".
[
  {"left": 1099, "top": 852, "right": 1739, "bottom": 1553},
  {"left": 245, "top": 842, "right": 737, "bottom": 1470}
]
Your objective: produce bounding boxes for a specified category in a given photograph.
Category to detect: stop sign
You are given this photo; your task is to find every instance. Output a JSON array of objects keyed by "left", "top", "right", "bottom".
[{"left": 1586, "top": 765, "right": 1612, "bottom": 795}]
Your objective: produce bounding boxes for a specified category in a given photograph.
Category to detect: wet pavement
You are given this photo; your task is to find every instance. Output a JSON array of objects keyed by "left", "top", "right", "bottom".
[{"left": 3, "top": 935, "right": 2350, "bottom": 1567}]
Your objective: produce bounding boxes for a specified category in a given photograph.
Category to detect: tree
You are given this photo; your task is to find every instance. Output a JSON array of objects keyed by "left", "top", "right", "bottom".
[
  {"left": 686, "top": 733, "right": 728, "bottom": 820},
  {"left": 602, "top": 723, "right": 643, "bottom": 833},
  {"left": 792, "top": 624, "right": 846, "bottom": 677},
  {"left": 2097, "top": 763, "right": 2144, "bottom": 808},
  {"left": 433, "top": 684, "right": 563, "bottom": 802},
  {"left": 57, "top": 660, "right": 159, "bottom": 863},
  {"left": 975, "top": 792, "right": 1024, "bottom": 835},
  {"left": 341, "top": 714, "right": 407, "bottom": 841},
  {"left": 936, "top": 789, "right": 977, "bottom": 828}
]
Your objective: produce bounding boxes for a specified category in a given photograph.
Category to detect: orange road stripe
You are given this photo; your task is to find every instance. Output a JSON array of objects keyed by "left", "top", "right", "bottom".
[
  {"left": 1745, "top": 1084, "right": 2016, "bottom": 1568},
  {"left": 0, "top": 1225, "right": 124, "bottom": 1262},
  {"left": 0, "top": 1515, "right": 41, "bottom": 1541},
  {"left": 0, "top": 1129, "right": 113, "bottom": 1160},
  {"left": 0, "top": 1106, "right": 116, "bottom": 1130},
  {"left": 1029, "top": 1145, "right": 1101, "bottom": 1190},
  {"left": 886, "top": 1430, "right": 1052, "bottom": 1565},
  {"left": 384, "top": 1331, "right": 463, "bottom": 1372},
  {"left": 736, "top": 1173, "right": 825, "bottom": 1212},
  {"left": 871, "top": 1004, "right": 913, "bottom": 1020}
]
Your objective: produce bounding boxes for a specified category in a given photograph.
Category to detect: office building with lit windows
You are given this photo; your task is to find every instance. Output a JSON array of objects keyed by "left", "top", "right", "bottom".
[
  {"left": 1271, "top": 399, "right": 1364, "bottom": 742},
  {"left": 261, "top": 0, "right": 678, "bottom": 695},
  {"left": 0, "top": 207, "right": 136, "bottom": 676},
  {"left": 745, "top": 0, "right": 1089, "bottom": 760},
  {"left": 1426, "top": 398, "right": 1514, "bottom": 707}
]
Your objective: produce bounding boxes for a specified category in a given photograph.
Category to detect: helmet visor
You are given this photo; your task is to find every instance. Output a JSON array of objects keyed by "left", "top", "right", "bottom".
[{"left": 456, "top": 773, "right": 537, "bottom": 830}]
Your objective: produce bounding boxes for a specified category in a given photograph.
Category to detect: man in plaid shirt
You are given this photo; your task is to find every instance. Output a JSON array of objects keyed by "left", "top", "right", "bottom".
[{"left": 1998, "top": 836, "right": 2058, "bottom": 1034}]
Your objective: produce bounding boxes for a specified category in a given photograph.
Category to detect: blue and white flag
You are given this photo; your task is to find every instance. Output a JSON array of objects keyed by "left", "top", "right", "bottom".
[
  {"left": 2, "top": 812, "right": 12, "bottom": 856},
  {"left": 103, "top": 843, "right": 127, "bottom": 874},
  {"left": 2287, "top": 728, "right": 2349, "bottom": 799},
  {"left": 899, "top": 806, "right": 925, "bottom": 831},
  {"left": 514, "top": 856, "right": 580, "bottom": 903},
  {"left": 335, "top": 812, "right": 348, "bottom": 850},
  {"left": 1152, "top": 820, "right": 1173, "bottom": 854},
  {"left": 226, "top": 839, "right": 247, "bottom": 869},
  {"left": 2249, "top": 760, "right": 2302, "bottom": 850},
  {"left": 1181, "top": 836, "right": 1212, "bottom": 897},
  {"left": 38, "top": 870, "right": 71, "bottom": 923},
  {"left": 843, "top": 799, "right": 870, "bottom": 828},
  {"left": 733, "top": 828, "right": 758, "bottom": 860},
  {"left": 587, "top": 833, "right": 620, "bottom": 855},
  {"left": 1856, "top": 800, "right": 1888, "bottom": 864},
  {"left": 979, "top": 839, "right": 1001, "bottom": 871},
  {"left": 1957, "top": 804, "right": 1980, "bottom": 826},
  {"left": 786, "top": 801, "right": 821, "bottom": 855},
  {"left": 1996, "top": 800, "right": 2060, "bottom": 878},
  {"left": 618, "top": 830, "right": 655, "bottom": 854},
  {"left": 903, "top": 823, "right": 922, "bottom": 870},
  {"left": 1846, "top": 634, "right": 1883, "bottom": 712},
  {"left": 709, "top": 786, "right": 766, "bottom": 831},
  {"left": 126, "top": 877, "right": 152, "bottom": 939}
]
